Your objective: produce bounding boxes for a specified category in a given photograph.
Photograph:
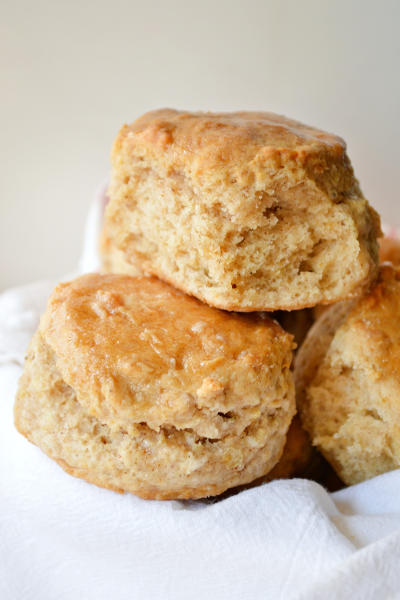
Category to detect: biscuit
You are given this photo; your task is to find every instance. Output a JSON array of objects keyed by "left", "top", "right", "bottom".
[
  {"left": 101, "top": 109, "right": 380, "bottom": 311},
  {"left": 310, "top": 233, "right": 400, "bottom": 324},
  {"left": 216, "top": 416, "right": 318, "bottom": 499},
  {"left": 274, "top": 309, "right": 314, "bottom": 349},
  {"left": 379, "top": 234, "right": 400, "bottom": 265},
  {"left": 15, "top": 273, "right": 295, "bottom": 500},
  {"left": 266, "top": 415, "right": 315, "bottom": 481},
  {"left": 295, "top": 265, "right": 400, "bottom": 485}
]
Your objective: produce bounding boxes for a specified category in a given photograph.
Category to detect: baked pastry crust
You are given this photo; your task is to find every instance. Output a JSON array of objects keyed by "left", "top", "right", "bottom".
[
  {"left": 379, "top": 234, "right": 400, "bottom": 266},
  {"left": 311, "top": 233, "right": 400, "bottom": 323},
  {"left": 266, "top": 415, "right": 315, "bottom": 481},
  {"left": 295, "top": 265, "right": 400, "bottom": 485},
  {"left": 101, "top": 109, "right": 380, "bottom": 311},
  {"left": 15, "top": 273, "right": 295, "bottom": 499},
  {"left": 273, "top": 309, "right": 314, "bottom": 349}
]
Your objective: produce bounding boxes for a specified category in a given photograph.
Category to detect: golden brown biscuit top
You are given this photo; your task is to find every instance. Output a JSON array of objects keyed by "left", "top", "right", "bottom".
[
  {"left": 40, "top": 274, "right": 293, "bottom": 432},
  {"left": 338, "top": 265, "right": 400, "bottom": 381},
  {"left": 114, "top": 109, "right": 347, "bottom": 181}
]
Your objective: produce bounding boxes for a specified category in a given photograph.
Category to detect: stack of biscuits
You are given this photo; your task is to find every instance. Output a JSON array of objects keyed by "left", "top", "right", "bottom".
[{"left": 15, "top": 109, "right": 400, "bottom": 500}]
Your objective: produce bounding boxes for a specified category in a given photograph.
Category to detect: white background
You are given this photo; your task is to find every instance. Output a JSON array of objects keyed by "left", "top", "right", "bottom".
[{"left": 1, "top": 0, "right": 399, "bottom": 290}]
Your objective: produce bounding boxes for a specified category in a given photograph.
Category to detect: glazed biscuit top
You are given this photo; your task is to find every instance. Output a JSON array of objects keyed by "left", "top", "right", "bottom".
[
  {"left": 112, "top": 109, "right": 351, "bottom": 187},
  {"left": 334, "top": 265, "right": 400, "bottom": 382},
  {"left": 40, "top": 274, "right": 293, "bottom": 436}
]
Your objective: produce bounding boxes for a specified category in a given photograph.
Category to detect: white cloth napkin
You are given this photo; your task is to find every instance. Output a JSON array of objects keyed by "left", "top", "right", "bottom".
[{"left": 1, "top": 193, "right": 400, "bottom": 600}]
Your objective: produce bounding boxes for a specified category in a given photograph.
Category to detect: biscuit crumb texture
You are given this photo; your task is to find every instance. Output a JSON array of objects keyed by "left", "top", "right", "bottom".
[
  {"left": 295, "top": 265, "right": 400, "bottom": 485},
  {"left": 102, "top": 109, "right": 380, "bottom": 311},
  {"left": 15, "top": 273, "right": 295, "bottom": 499}
]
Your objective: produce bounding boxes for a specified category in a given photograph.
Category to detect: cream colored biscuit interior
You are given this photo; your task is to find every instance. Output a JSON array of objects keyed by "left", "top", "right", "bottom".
[
  {"left": 15, "top": 273, "right": 296, "bottom": 499},
  {"left": 102, "top": 109, "right": 380, "bottom": 311}
]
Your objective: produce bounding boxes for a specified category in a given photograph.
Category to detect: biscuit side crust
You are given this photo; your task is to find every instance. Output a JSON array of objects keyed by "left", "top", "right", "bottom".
[
  {"left": 265, "top": 415, "right": 315, "bottom": 481},
  {"left": 379, "top": 235, "right": 400, "bottom": 266}
]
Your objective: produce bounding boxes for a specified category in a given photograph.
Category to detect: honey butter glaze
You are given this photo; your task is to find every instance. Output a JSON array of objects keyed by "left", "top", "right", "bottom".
[
  {"left": 128, "top": 108, "right": 345, "bottom": 151},
  {"left": 41, "top": 274, "right": 294, "bottom": 440}
]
